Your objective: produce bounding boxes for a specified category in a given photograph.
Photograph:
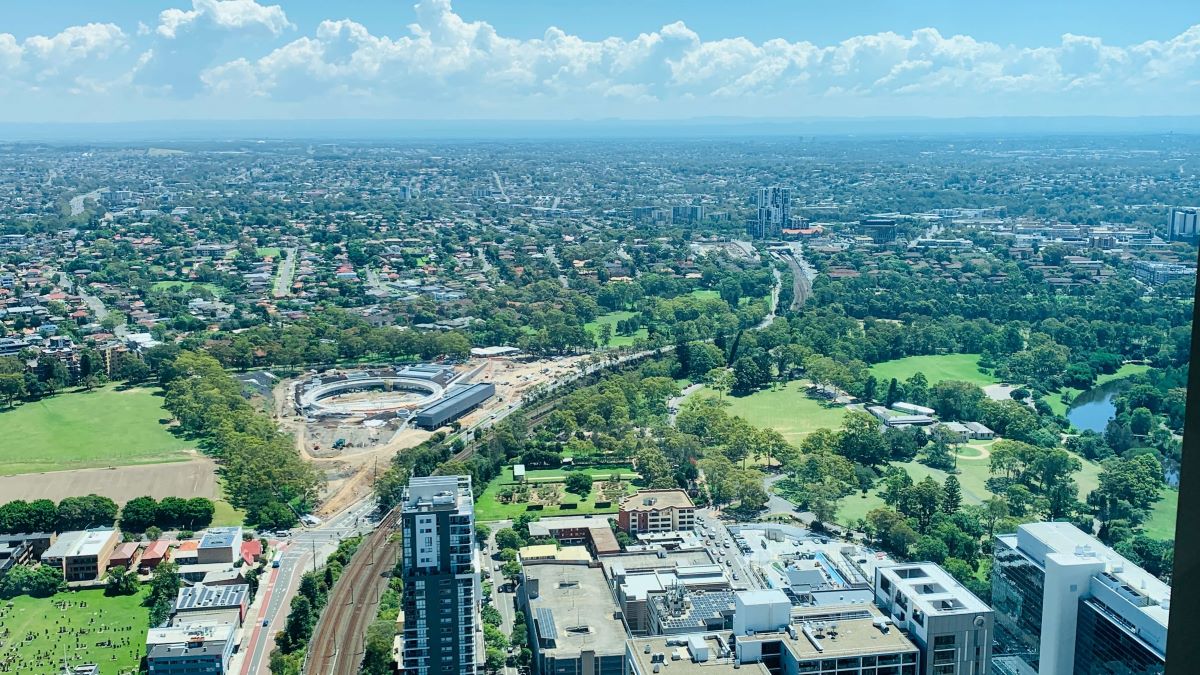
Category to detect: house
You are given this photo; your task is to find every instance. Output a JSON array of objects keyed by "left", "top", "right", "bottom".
[
  {"left": 174, "top": 540, "right": 200, "bottom": 565},
  {"left": 240, "top": 539, "right": 263, "bottom": 566},
  {"left": 618, "top": 490, "right": 696, "bottom": 534},
  {"left": 964, "top": 422, "right": 994, "bottom": 440},
  {"left": 140, "top": 540, "right": 172, "bottom": 572},
  {"left": 939, "top": 422, "right": 973, "bottom": 443},
  {"left": 108, "top": 542, "right": 143, "bottom": 571},
  {"left": 40, "top": 529, "right": 120, "bottom": 581}
]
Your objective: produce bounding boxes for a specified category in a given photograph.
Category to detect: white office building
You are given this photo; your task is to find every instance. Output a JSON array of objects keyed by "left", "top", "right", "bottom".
[
  {"left": 874, "top": 562, "right": 993, "bottom": 675},
  {"left": 991, "top": 522, "right": 1168, "bottom": 675}
]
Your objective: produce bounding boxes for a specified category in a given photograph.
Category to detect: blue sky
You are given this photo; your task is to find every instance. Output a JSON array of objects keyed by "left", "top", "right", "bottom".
[{"left": 1, "top": 0, "right": 1198, "bottom": 122}]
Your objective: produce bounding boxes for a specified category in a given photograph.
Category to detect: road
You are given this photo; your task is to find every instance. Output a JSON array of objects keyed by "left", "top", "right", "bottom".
[
  {"left": 492, "top": 170, "right": 510, "bottom": 202},
  {"left": 273, "top": 247, "right": 298, "bottom": 298},
  {"left": 304, "top": 505, "right": 402, "bottom": 675},
  {"left": 69, "top": 188, "right": 103, "bottom": 216},
  {"left": 544, "top": 244, "right": 569, "bottom": 288},
  {"left": 60, "top": 272, "right": 128, "bottom": 337},
  {"left": 696, "top": 510, "right": 759, "bottom": 589},
  {"left": 240, "top": 498, "right": 380, "bottom": 675},
  {"left": 482, "top": 520, "right": 520, "bottom": 675}
]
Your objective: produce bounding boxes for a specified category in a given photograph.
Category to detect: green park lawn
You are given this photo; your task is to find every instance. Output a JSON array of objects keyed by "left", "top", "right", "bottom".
[
  {"left": 256, "top": 246, "right": 283, "bottom": 259},
  {"left": 585, "top": 310, "right": 649, "bottom": 348},
  {"left": 0, "top": 588, "right": 148, "bottom": 675},
  {"left": 1142, "top": 488, "right": 1179, "bottom": 540},
  {"left": 474, "top": 465, "right": 642, "bottom": 522},
  {"left": 690, "top": 289, "right": 720, "bottom": 300},
  {"left": 0, "top": 384, "right": 196, "bottom": 475},
  {"left": 870, "top": 353, "right": 996, "bottom": 388},
  {"left": 693, "top": 382, "right": 849, "bottom": 446},
  {"left": 149, "top": 280, "right": 224, "bottom": 296}
]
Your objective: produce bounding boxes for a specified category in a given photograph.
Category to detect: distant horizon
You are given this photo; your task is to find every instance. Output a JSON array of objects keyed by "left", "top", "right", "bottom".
[{"left": 5, "top": 115, "right": 1200, "bottom": 143}]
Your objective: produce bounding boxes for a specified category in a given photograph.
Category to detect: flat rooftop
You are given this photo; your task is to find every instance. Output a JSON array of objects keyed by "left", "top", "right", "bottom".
[
  {"left": 621, "top": 490, "right": 695, "bottom": 511},
  {"left": 527, "top": 515, "right": 614, "bottom": 536},
  {"left": 602, "top": 549, "right": 714, "bottom": 575},
  {"left": 628, "top": 634, "right": 769, "bottom": 675},
  {"left": 755, "top": 605, "right": 919, "bottom": 661},
  {"left": 403, "top": 475, "right": 473, "bottom": 513},
  {"left": 877, "top": 562, "right": 991, "bottom": 615},
  {"left": 42, "top": 529, "right": 115, "bottom": 559},
  {"left": 199, "top": 527, "right": 240, "bottom": 550},
  {"left": 525, "top": 564, "right": 627, "bottom": 658}
]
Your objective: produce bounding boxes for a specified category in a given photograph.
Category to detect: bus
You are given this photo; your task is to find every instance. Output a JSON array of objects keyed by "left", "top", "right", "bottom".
[{"left": 271, "top": 552, "right": 283, "bottom": 568}]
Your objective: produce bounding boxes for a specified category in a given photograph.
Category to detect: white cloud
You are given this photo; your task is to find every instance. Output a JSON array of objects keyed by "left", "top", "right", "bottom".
[
  {"left": 156, "top": 0, "right": 292, "bottom": 39},
  {"left": 191, "top": 0, "right": 1200, "bottom": 116},
  {"left": 135, "top": 0, "right": 294, "bottom": 97},
  {"left": 0, "top": 23, "right": 125, "bottom": 88},
  {"left": 5, "top": 0, "right": 1200, "bottom": 119}
]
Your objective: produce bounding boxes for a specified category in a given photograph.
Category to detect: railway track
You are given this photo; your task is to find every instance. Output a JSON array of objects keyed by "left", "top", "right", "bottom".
[{"left": 304, "top": 507, "right": 402, "bottom": 675}]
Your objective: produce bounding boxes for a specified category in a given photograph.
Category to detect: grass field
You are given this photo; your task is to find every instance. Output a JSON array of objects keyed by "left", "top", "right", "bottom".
[
  {"left": 0, "top": 384, "right": 196, "bottom": 475},
  {"left": 585, "top": 310, "right": 649, "bottom": 348},
  {"left": 693, "top": 382, "right": 849, "bottom": 446},
  {"left": 256, "top": 246, "right": 282, "bottom": 259},
  {"left": 1143, "top": 488, "right": 1179, "bottom": 540},
  {"left": 475, "top": 465, "right": 642, "bottom": 521},
  {"left": 1045, "top": 363, "right": 1153, "bottom": 417},
  {"left": 150, "top": 280, "right": 224, "bottom": 296},
  {"left": 869, "top": 354, "right": 996, "bottom": 387},
  {"left": 492, "top": 465, "right": 640, "bottom": 484},
  {"left": 0, "top": 589, "right": 148, "bottom": 675}
]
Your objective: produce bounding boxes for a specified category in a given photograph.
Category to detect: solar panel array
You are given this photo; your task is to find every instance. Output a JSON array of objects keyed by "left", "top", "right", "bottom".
[
  {"left": 655, "top": 590, "right": 737, "bottom": 632},
  {"left": 535, "top": 607, "right": 558, "bottom": 642}
]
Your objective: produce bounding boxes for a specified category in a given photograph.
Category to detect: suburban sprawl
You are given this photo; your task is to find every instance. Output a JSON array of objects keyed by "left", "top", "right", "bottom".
[{"left": 0, "top": 134, "right": 1194, "bottom": 675}]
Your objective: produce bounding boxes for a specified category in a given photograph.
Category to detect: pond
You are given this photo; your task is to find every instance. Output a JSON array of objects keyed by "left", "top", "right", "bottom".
[{"left": 1067, "top": 378, "right": 1132, "bottom": 433}]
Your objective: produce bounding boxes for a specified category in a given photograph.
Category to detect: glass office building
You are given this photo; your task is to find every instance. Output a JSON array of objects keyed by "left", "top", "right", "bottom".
[{"left": 990, "top": 523, "right": 1167, "bottom": 675}]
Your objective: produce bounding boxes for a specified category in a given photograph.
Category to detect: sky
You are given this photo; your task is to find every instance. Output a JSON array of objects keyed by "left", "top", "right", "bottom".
[{"left": 1, "top": 0, "right": 1198, "bottom": 123}]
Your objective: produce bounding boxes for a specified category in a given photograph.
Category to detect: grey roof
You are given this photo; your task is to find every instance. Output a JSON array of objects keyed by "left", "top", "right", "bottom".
[
  {"left": 199, "top": 527, "right": 240, "bottom": 549},
  {"left": 175, "top": 584, "right": 248, "bottom": 612}
]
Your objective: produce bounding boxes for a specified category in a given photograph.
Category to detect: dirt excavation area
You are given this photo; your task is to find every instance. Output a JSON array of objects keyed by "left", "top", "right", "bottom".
[
  {"left": 0, "top": 456, "right": 219, "bottom": 505},
  {"left": 272, "top": 355, "right": 592, "bottom": 516}
]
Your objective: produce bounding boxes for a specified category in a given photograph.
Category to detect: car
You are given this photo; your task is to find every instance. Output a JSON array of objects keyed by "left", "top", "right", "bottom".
[
  {"left": 723, "top": 542, "right": 730, "bottom": 548},
  {"left": 732, "top": 573, "right": 739, "bottom": 580},
  {"left": 262, "top": 619, "right": 270, "bottom": 627}
]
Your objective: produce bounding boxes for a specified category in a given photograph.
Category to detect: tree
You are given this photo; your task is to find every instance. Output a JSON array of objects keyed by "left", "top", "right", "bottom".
[
  {"left": 105, "top": 565, "right": 139, "bottom": 596},
  {"left": 596, "top": 323, "right": 613, "bottom": 348},
  {"left": 912, "top": 536, "right": 949, "bottom": 564},
  {"left": 57, "top": 494, "right": 118, "bottom": 530},
  {"left": 906, "top": 477, "right": 943, "bottom": 533},
  {"left": 903, "top": 373, "right": 929, "bottom": 406},
  {"left": 866, "top": 507, "right": 919, "bottom": 555},
  {"left": 0, "top": 373, "right": 25, "bottom": 407},
  {"left": 1090, "top": 454, "right": 1163, "bottom": 532},
  {"left": 0, "top": 564, "right": 65, "bottom": 599},
  {"left": 147, "top": 562, "right": 181, "bottom": 609},
  {"left": 942, "top": 475, "right": 963, "bottom": 514},
  {"left": 119, "top": 496, "right": 159, "bottom": 532},
  {"left": 564, "top": 472, "right": 593, "bottom": 496},
  {"left": 732, "top": 356, "right": 765, "bottom": 393},
  {"left": 475, "top": 523, "right": 492, "bottom": 545},
  {"left": 884, "top": 378, "right": 901, "bottom": 407},
  {"left": 1130, "top": 407, "right": 1154, "bottom": 436},
  {"left": 837, "top": 412, "right": 889, "bottom": 467},
  {"left": 495, "top": 528, "right": 524, "bottom": 551},
  {"left": 501, "top": 560, "right": 523, "bottom": 583}
]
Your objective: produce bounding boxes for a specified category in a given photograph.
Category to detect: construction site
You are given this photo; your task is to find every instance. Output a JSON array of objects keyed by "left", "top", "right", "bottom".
[{"left": 269, "top": 353, "right": 593, "bottom": 517}]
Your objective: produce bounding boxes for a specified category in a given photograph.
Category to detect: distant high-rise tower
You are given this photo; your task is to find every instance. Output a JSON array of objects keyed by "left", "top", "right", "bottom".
[
  {"left": 1169, "top": 206, "right": 1199, "bottom": 241},
  {"left": 400, "top": 475, "right": 479, "bottom": 675},
  {"left": 754, "top": 186, "right": 790, "bottom": 239}
]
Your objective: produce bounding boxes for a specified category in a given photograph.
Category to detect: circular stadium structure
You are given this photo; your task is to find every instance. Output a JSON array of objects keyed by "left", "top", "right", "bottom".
[{"left": 296, "top": 366, "right": 452, "bottom": 417}]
